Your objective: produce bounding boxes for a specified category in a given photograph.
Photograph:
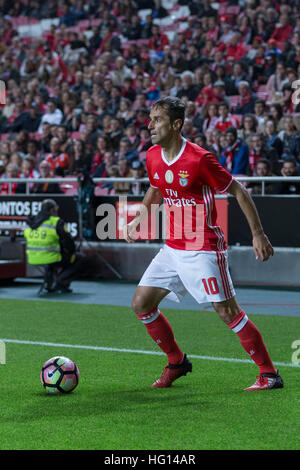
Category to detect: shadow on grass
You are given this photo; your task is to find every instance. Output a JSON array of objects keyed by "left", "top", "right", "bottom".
[{"left": 3, "top": 386, "right": 212, "bottom": 423}]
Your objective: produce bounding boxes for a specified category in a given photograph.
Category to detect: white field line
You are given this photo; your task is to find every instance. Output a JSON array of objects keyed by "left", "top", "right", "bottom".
[{"left": 1, "top": 338, "right": 299, "bottom": 368}]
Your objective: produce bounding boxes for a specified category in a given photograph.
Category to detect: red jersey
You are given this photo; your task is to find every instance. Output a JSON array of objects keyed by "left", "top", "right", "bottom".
[
  {"left": 215, "top": 114, "right": 239, "bottom": 132},
  {"left": 146, "top": 139, "right": 233, "bottom": 251},
  {"left": 45, "top": 153, "right": 70, "bottom": 170}
]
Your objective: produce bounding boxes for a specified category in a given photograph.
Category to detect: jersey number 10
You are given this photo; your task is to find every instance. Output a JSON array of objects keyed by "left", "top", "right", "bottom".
[{"left": 202, "top": 277, "right": 219, "bottom": 295}]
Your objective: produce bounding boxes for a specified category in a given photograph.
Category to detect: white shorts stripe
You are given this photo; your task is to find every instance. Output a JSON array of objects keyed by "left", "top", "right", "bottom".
[{"left": 217, "top": 252, "right": 231, "bottom": 300}]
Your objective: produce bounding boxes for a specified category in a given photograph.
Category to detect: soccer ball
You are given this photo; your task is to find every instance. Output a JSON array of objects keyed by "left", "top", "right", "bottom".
[{"left": 41, "top": 356, "right": 80, "bottom": 394}]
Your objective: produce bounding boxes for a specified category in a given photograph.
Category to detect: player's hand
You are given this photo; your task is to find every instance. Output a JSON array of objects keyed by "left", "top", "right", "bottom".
[
  {"left": 123, "top": 219, "right": 139, "bottom": 243},
  {"left": 253, "top": 232, "right": 274, "bottom": 262}
]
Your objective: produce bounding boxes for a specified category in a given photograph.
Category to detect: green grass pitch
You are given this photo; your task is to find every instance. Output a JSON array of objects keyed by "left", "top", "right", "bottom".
[{"left": 0, "top": 297, "right": 299, "bottom": 450}]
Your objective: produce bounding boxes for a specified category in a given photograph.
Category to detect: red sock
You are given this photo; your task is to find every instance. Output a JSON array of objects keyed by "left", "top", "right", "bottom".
[
  {"left": 137, "top": 308, "right": 184, "bottom": 365},
  {"left": 228, "top": 310, "right": 276, "bottom": 375}
]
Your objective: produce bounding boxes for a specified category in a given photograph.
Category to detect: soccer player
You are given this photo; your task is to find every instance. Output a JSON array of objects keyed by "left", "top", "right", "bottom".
[{"left": 123, "top": 97, "right": 284, "bottom": 391}]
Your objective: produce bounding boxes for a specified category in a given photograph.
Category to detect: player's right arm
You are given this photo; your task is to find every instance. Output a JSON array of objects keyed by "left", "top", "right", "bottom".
[{"left": 123, "top": 186, "right": 163, "bottom": 243}]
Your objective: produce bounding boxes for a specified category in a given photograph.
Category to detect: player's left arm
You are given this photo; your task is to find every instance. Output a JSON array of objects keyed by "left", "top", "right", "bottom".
[{"left": 227, "top": 179, "right": 274, "bottom": 262}]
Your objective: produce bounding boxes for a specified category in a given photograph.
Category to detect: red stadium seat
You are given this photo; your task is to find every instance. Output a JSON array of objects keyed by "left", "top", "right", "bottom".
[
  {"left": 90, "top": 18, "right": 101, "bottom": 26},
  {"left": 78, "top": 19, "right": 90, "bottom": 31}
]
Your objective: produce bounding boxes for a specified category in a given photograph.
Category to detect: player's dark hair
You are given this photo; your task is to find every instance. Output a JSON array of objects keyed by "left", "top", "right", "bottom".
[{"left": 152, "top": 96, "right": 186, "bottom": 130}]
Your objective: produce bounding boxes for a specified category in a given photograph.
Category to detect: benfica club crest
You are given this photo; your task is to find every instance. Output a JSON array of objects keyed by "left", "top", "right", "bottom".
[{"left": 178, "top": 171, "right": 189, "bottom": 187}]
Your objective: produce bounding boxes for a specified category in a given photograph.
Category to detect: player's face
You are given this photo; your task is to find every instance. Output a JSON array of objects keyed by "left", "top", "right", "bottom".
[{"left": 148, "top": 106, "right": 174, "bottom": 146}]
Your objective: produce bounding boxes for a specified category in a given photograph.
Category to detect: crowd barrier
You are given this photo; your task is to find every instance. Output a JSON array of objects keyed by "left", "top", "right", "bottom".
[{"left": 0, "top": 177, "right": 299, "bottom": 247}]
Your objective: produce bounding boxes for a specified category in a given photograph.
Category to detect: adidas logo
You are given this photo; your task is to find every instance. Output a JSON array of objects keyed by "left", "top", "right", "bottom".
[{"left": 154, "top": 172, "right": 159, "bottom": 180}]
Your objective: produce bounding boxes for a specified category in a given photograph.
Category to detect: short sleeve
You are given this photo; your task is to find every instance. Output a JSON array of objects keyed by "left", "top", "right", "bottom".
[
  {"left": 146, "top": 149, "right": 159, "bottom": 189},
  {"left": 199, "top": 152, "right": 233, "bottom": 193}
]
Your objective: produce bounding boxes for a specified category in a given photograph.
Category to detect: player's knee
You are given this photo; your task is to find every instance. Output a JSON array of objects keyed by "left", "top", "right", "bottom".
[
  {"left": 131, "top": 293, "right": 155, "bottom": 315},
  {"left": 212, "top": 299, "right": 240, "bottom": 324}
]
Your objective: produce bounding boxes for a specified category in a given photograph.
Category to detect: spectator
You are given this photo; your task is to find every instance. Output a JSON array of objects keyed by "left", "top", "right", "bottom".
[
  {"left": 269, "top": 103, "right": 285, "bottom": 131},
  {"left": 109, "top": 56, "right": 132, "bottom": 87},
  {"left": 156, "top": 62, "right": 175, "bottom": 92},
  {"left": 185, "top": 101, "right": 202, "bottom": 131},
  {"left": 265, "top": 62, "right": 289, "bottom": 104},
  {"left": 254, "top": 99, "right": 267, "bottom": 131},
  {"left": 148, "top": 24, "right": 169, "bottom": 52},
  {"left": 84, "top": 114, "right": 102, "bottom": 148},
  {"left": 264, "top": 119, "right": 284, "bottom": 157},
  {"left": 223, "top": 32, "right": 248, "bottom": 64},
  {"left": 151, "top": 0, "right": 168, "bottom": 19},
  {"left": 136, "top": 126, "right": 152, "bottom": 154},
  {"left": 215, "top": 101, "right": 239, "bottom": 133},
  {"left": 57, "top": 125, "right": 73, "bottom": 155},
  {"left": 91, "top": 135, "right": 111, "bottom": 171},
  {"left": 15, "top": 156, "right": 39, "bottom": 193},
  {"left": 107, "top": 117, "right": 124, "bottom": 151},
  {"left": 202, "top": 102, "right": 219, "bottom": 133},
  {"left": 176, "top": 71, "right": 200, "bottom": 102},
  {"left": 278, "top": 116, "right": 300, "bottom": 163},
  {"left": 264, "top": 52, "right": 278, "bottom": 81},
  {"left": 45, "top": 137, "right": 70, "bottom": 175},
  {"left": 271, "top": 14, "right": 293, "bottom": 43},
  {"left": 114, "top": 158, "right": 133, "bottom": 194},
  {"left": 274, "top": 158, "right": 300, "bottom": 195},
  {"left": 33, "top": 160, "right": 62, "bottom": 194},
  {"left": 247, "top": 158, "right": 275, "bottom": 194},
  {"left": 124, "top": 123, "right": 140, "bottom": 150},
  {"left": 4, "top": 102, "right": 42, "bottom": 133},
  {"left": 212, "top": 80, "right": 227, "bottom": 105},
  {"left": 253, "top": 15, "right": 273, "bottom": 43},
  {"left": 26, "top": 139, "right": 42, "bottom": 166},
  {"left": 10, "top": 151, "right": 22, "bottom": 169},
  {"left": 69, "top": 139, "right": 91, "bottom": 175},
  {"left": 235, "top": 81, "right": 258, "bottom": 115},
  {"left": 0, "top": 163, "right": 20, "bottom": 194},
  {"left": 38, "top": 99, "right": 63, "bottom": 133},
  {"left": 193, "top": 133, "right": 217, "bottom": 155},
  {"left": 117, "top": 137, "right": 139, "bottom": 164},
  {"left": 123, "top": 14, "right": 143, "bottom": 40},
  {"left": 91, "top": 150, "right": 116, "bottom": 178},
  {"left": 141, "top": 14, "right": 154, "bottom": 40},
  {"left": 251, "top": 45, "right": 268, "bottom": 83},
  {"left": 219, "top": 126, "right": 249, "bottom": 175},
  {"left": 248, "top": 133, "right": 280, "bottom": 175},
  {"left": 131, "top": 160, "right": 149, "bottom": 195},
  {"left": 238, "top": 114, "right": 258, "bottom": 149}
]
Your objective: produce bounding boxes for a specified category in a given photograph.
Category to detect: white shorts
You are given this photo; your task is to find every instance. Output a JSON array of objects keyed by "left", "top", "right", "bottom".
[{"left": 139, "top": 244, "right": 235, "bottom": 304}]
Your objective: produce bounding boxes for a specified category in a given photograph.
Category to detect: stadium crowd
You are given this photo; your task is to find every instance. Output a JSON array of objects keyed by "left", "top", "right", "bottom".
[{"left": 0, "top": 0, "right": 300, "bottom": 196}]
